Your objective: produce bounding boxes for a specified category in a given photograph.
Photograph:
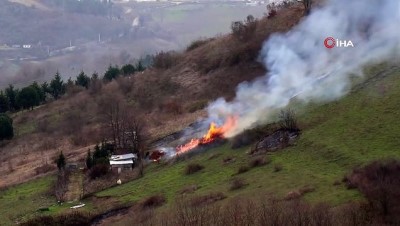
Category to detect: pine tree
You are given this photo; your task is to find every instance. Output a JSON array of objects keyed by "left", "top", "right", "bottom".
[
  {"left": 136, "top": 60, "right": 145, "bottom": 72},
  {"left": 0, "top": 91, "right": 9, "bottom": 113},
  {"left": 76, "top": 71, "right": 90, "bottom": 88},
  {"left": 30, "top": 82, "right": 45, "bottom": 104},
  {"left": 86, "top": 149, "right": 93, "bottom": 169},
  {"left": 17, "top": 86, "right": 39, "bottom": 110},
  {"left": 5, "top": 85, "right": 18, "bottom": 111},
  {"left": 56, "top": 151, "right": 66, "bottom": 170},
  {"left": 50, "top": 72, "right": 65, "bottom": 99}
]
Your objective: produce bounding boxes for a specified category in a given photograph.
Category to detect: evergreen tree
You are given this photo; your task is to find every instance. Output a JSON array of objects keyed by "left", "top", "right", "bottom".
[
  {"left": 17, "top": 86, "right": 39, "bottom": 110},
  {"left": 0, "top": 91, "right": 9, "bottom": 113},
  {"left": 86, "top": 149, "right": 93, "bottom": 169},
  {"left": 103, "top": 65, "right": 120, "bottom": 81},
  {"left": 31, "top": 82, "right": 46, "bottom": 103},
  {"left": 5, "top": 85, "right": 18, "bottom": 111},
  {"left": 41, "top": 82, "right": 50, "bottom": 94},
  {"left": 75, "top": 71, "right": 90, "bottom": 88},
  {"left": 136, "top": 60, "right": 145, "bottom": 72},
  {"left": 0, "top": 113, "right": 13, "bottom": 140},
  {"left": 56, "top": 151, "right": 66, "bottom": 170},
  {"left": 91, "top": 72, "right": 99, "bottom": 81},
  {"left": 50, "top": 72, "right": 65, "bottom": 99},
  {"left": 121, "top": 64, "right": 136, "bottom": 76}
]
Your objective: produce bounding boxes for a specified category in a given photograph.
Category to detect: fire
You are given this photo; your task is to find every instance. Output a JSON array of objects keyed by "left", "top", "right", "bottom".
[{"left": 176, "top": 116, "right": 237, "bottom": 154}]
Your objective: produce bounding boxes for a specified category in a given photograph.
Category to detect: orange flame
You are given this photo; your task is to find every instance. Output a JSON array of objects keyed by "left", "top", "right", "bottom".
[{"left": 176, "top": 116, "right": 237, "bottom": 154}]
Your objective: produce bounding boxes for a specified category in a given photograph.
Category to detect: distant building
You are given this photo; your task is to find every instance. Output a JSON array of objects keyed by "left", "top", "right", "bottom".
[{"left": 109, "top": 153, "right": 137, "bottom": 173}]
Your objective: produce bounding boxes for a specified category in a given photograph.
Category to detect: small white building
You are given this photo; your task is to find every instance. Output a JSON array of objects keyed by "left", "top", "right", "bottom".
[{"left": 110, "top": 153, "right": 137, "bottom": 173}]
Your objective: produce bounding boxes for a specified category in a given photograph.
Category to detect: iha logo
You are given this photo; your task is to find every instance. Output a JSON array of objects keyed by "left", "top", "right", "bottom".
[{"left": 324, "top": 37, "right": 354, "bottom": 49}]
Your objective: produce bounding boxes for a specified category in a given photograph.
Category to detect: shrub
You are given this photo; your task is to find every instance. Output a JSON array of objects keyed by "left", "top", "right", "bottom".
[
  {"left": 278, "top": 108, "right": 299, "bottom": 132},
  {"left": 21, "top": 212, "right": 90, "bottom": 226},
  {"left": 179, "top": 184, "right": 199, "bottom": 194},
  {"left": 141, "top": 195, "right": 166, "bottom": 209},
  {"left": 0, "top": 113, "right": 13, "bottom": 140},
  {"left": 231, "top": 15, "right": 257, "bottom": 42},
  {"left": 249, "top": 156, "right": 270, "bottom": 168},
  {"left": 237, "top": 166, "right": 250, "bottom": 174},
  {"left": 190, "top": 192, "right": 226, "bottom": 207},
  {"left": 152, "top": 51, "right": 180, "bottom": 69},
  {"left": 267, "top": 9, "right": 277, "bottom": 19},
  {"left": 223, "top": 156, "right": 235, "bottom": 164},
  {"left": 185, "top": 163, "right": 204, "bottom": 175},
  {"left": 89, "top": 163, "right": 109, "bottom": 179},
  {"left": 230, "top": 178, "right": 247, "bottom": 191},
  {"left": 347, "top": 160, "right": 400, "bottom": 223}
]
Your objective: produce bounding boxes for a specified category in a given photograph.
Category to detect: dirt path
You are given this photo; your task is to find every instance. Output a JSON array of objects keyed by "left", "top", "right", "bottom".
[{"left": 65, "top": 171, "right": 84, "bottom": 201}]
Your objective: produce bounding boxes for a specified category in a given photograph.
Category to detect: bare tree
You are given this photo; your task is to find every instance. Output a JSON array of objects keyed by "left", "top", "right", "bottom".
[
  {"left": 98, "top": 90, "right": 126, "bottom": 149},
  {"left": 123, "top": 113, "right": 149, "bottom": 177}
]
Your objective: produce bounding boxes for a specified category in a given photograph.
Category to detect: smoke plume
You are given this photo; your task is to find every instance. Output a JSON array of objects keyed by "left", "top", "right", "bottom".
[{"left": 207, "top": 0, "right": 400, "bottom": 137}]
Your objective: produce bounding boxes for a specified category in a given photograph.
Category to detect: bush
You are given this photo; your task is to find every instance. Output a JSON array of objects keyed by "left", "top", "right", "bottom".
[
  {"left": 185, "top": 163, "right": 204, "bottom": 175},
  {"left": 180, "top": 184, "right": 199, "bottom": 194},
  {"left": 190, "top": 192, "right": 226, "bottom": 207},
  {"left": 231, "top": 15, "right": 257, "bottom": 42},
  {"left": 230, "top": 178, "right": 247, "bottom": 191},
  {"left": 141, "top": 195, "right": 166, "bottom": 209},
  {"left": 347, "top": 160, "right": 400, "bottom": 223},
  {"left": 21, "top": 212, "right": 90, "bottom": 226},
  {"left": 237, "top": 166, "right": 250, "bottom": 174},
  {"left": 249, "top": 156, "right": 270, "bottom": 168},
  {"left": 0, "top": 113, "right": 13, "bottom": 140},
  {"left": 89, "top": 163, "right": 109, "bottom": 179},
  {"left": 152, "top": 51, "right": 180, "bottom": 69},
  {"left": 278, "top": 109, "right": 299, "bottom": 132},
  {"left": 231, "top": 124, "right": 277, "bottom": 149}
]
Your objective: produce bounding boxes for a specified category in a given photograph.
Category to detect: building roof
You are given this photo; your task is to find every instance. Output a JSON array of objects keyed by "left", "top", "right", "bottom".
[
  {"left": 110, "top": 153, "right": 137, "bottom": 161},
  {"left": 110, "top": 160, "right": 134, "bottom": 165}
]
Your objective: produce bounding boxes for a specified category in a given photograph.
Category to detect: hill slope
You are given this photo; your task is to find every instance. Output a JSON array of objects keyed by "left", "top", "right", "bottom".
[{"left": 1, "top": 61, "right": 397, "bottom": 225}]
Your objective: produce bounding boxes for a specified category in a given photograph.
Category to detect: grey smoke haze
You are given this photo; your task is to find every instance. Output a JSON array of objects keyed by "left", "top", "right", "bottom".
[{"left": 207, "top": 0, "right": 400, "bottom": 137}]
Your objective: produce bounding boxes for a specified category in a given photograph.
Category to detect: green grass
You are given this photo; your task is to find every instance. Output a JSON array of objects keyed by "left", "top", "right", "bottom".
[
  {"left": 96, "top": 64, "right": 400, "bottom": 207},
  {"left": 0, "top": 176, "right": 56, "bottom": 225}
]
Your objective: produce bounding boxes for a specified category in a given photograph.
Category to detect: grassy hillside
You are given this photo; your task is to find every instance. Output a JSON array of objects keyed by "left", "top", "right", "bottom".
[
  {"left": 95, "top": 63, "right": 400, "bottom": 212},
  {"left": 1, "top": 55, "right": 399, "bottom": 226},
  {"left": 1, "top": 1, "right": 400, "bottom": 224}
]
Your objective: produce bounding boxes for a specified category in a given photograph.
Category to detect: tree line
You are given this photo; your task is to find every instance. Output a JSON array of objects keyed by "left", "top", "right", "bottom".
[{"left": 0, "top": 61, "right": 147, "bottom": 114}]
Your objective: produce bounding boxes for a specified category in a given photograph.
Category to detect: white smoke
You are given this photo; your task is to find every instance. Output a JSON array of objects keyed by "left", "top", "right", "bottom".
[{"left": 207, "top": 0, "right": 400, "bottom": 137}]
